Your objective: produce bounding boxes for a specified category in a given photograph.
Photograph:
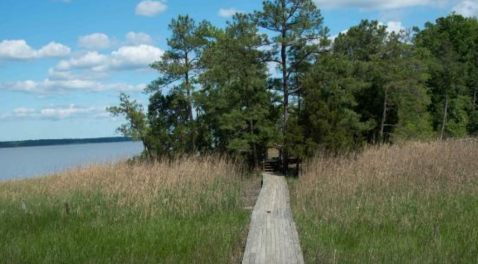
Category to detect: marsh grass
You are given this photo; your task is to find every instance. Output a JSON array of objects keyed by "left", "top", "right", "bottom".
[
  {"left": 290, "top": 139, "right": 478, "bottom": 264},
  {"left": 0, "top": 156, "right": 254, "bottom": 263}
]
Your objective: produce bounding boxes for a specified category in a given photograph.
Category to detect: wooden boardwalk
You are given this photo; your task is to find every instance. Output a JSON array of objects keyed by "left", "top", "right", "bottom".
[{"left": 242, "top": 173, "right": 304, "bottom": 264}]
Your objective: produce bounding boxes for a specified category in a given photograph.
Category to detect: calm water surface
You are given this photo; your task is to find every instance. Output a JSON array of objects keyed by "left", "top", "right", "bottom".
[{"left": 0, "top": 141, "right": 143, "bottom": 181}]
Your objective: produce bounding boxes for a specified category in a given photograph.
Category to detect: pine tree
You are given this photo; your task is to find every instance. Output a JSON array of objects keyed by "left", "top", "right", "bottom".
[
  {"left": 199, "top": 14, "right": 279, "bottom": 168},
  {"left": 334, "top": 20, "right": 432, "bottom": 143},
  {"left": 376, "top": 31, "right": 432, "bottom": 142},
  {"left": 107, "top": 93, "right": 152, "bottom": 158},
  {"left": 255, "top": 0, "right": 328, "bottom": 172},
  {"left": 301, "top": 54, "right": 374, "bottom": 154},
  {"left": 415, "top": 14, "right": 475, "bottom": 139},
  {"left": 147, "top": 15, "right": 214, "bottom": 152},
  {"left": 147, "top": 89, "right": 190, "bottom": 158},
  {"left": 466, "top": 17, "right": 478, "bottom": 135},
  {"left": 333, "top": 20, "right": 388, "bottom": 143}
]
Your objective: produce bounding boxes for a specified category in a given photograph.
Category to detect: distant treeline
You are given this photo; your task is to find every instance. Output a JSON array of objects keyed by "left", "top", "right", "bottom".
[
  {"left": 0, "top": 137, "right": 133, "bottom": 148},
  {"left": 109, "top": 0, "right": 478, "bottom": 171}
]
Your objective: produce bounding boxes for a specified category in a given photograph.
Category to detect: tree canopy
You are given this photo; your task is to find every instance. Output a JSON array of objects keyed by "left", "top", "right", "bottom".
[{"left": 109, "top": 3, "right": 478, "bottom": 170}]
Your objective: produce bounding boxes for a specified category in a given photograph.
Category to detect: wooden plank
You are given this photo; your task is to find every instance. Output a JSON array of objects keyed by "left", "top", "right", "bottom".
[{"left": 242, "top": 173, "right": 305, "bottom": 264}]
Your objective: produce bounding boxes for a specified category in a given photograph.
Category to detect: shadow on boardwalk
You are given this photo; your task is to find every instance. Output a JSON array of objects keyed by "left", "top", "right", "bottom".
[{"left": 242, "top": 172, "right": 304, "bottom": 264}]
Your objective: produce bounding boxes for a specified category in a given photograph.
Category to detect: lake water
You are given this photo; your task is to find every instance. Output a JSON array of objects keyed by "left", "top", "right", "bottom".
[{"left": 0, "top": 141, "right": 144, "bottom": 181}]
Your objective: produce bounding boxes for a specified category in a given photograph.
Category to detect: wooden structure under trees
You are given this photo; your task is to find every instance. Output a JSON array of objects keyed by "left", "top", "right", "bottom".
[
  {"left": 263, "top": 146, "right": 300, "bottom": 173},
  {"left": 263, "top": 147, "right": 282, "bottom": 172}
]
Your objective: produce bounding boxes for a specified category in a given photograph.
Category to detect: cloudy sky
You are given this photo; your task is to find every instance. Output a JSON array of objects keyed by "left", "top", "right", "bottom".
[{"left": 0, "top": 0, "right": 477, "bottom": 141}]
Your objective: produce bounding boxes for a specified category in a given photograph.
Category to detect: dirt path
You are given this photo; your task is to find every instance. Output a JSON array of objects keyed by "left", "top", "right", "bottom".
[{"left": 242, "top": 173, "right": 304, "bottom": 264}]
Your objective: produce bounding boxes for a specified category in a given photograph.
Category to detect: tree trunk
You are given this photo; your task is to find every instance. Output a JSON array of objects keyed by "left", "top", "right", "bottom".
[
  {"left": 143, "top": 142, "right": 153, "bottom": 160},
  {"left": 281, "top": 22, "right": 289, "bottom": 175},
  {"left": 440, "top": 90, "right": 449, "bottom": 140},
  {"left": 297, "top": 90, "right": 302, "bottom": 117},
  {"left": 186, "top": 86, "right": 195, "bottom": 152},
  {"left": 185, "top": 52, "right": 195, "bottom": 152},
  {"left": 379, "top": 87, "right": 389, "bottom": 144},
  {"left": 473, "top": 87, "right": 477, "bottom": 111},
  {"left": 250, "top": 119, "right": 259, "bottom": 169},
  {"left": 131, "top": 119, "right": 152, "bottom": 159}
]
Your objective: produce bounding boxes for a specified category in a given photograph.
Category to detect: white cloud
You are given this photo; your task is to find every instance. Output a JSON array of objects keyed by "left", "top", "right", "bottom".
[
  {"left": 78, "top": 33, "right": 112, "bottom": 50},
  {"left": 108, "top": 45, "right": 163, "bottom": 70},
  {"left": 0, "top": 79, "right": 146, "bottom": 94},
  {"left": 13, "top": 107, "right": 36, "bottom": 117},
  {"left": 313, "top": 0, "right": 455, "bottom": 9},
  {"left": 37, "top": 42, "right": 71, "bottom": 57},
  {"left": 56, "top": 51, "right": 108, "bottom": 71},
  {"left": 267, "top": 62, "right": 279, "bottom": 77},
  {"left": 329, "top": 30, "right": 349, "bottom": 42},
  {"left": 383, "top": 21, "right": 405, "bottom": 33},
  {"left": 135, "top": 0, "right": 167, "bottom": 17},
  {"left": 40, "top": 105, "right": 107, "bottom": 119},
  {"left": 0, "top": 40, "right": 38, "bottom": 60},
  {"left": 126, "top": 32, "right": 154, "bottom": 45},
  {"left": 48, "top": 69, "right": 74, "bottom": 80},
  {"left": 453, "top": 0, "right": 478, "bottom": 17},
  {"left": 55, "top": 45, "right": 163, "bottom": 72},
  {"left": 1, "top": 105, "right": 109, "bottom": 121},
  {"left": 0, "top": 40, "right": 70, "bottom": 60},
  {"left": 218, "top": 8, "right": 240, "bottom": 17},
  {"left": 47, "top": 68, "right": 107, "bottom": 81},
  {"left": 78, "top": 32, "right": 155, "bottom": 50}
]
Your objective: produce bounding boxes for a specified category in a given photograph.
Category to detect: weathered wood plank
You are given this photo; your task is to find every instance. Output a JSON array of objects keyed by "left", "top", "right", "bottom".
[{"left": 242, "top": 173, "right": 305, "bottom": 264}]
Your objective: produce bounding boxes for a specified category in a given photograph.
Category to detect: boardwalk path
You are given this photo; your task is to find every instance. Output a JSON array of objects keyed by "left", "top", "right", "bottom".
[{"left": 242, "top": 173, "right": 304, "bottom": 264}]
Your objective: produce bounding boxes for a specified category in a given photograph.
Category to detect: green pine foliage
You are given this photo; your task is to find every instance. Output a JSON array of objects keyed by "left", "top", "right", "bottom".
[
  {"left": 199, "top": 14, "right": 280, "bottom": 167},
  {"left": 415, "top": 14, "right": 478, "bottom": 139},
  {"left": 300, "top": 54, "right": 373, "bottom": 154},
  {"left": 108, "top": 3, "right": 478, "bottom": 165}
]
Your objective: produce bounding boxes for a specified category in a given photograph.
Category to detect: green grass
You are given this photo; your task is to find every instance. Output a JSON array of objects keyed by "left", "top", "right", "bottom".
[
  {"left": 291, "top": 190, "right": 478, "bottom": 264},
  {"left": 0, "top": 158, "right": 253, "bottom": 263},
  {"left": 0, "top": 196, "right": 249, "bottom": 263},
  {"left": 290, "top": 140, "right": 478, "bottom": 264}
]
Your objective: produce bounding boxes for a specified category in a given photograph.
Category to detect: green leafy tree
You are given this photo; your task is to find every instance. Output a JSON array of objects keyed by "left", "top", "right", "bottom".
[
  {"left": 429, "top": 40, "right": 466, "bottom": 139},
  {"left": 376, "top": 31, "right": 432, "bottom": 142},
  {"left": 255, "top": 0, "right": 328, "bottom": 172},
  {"left": 301, "top": 54, "right": 374, "bottom": 154},
  {"left": 333, "top": 20, "right": 388, "bottom": 143},
  {"left": 107, "top": 93, "right": 152, "bottom": 158},
  {"left": 199, "top": 14, "right": 279, "bottom": 168},
  {"left": 147, "top": 89, "right": 190, "bottom": 158},
  {"left": 466, "top": 17, "right": 478, "bottom": 135},
  {"left": 109, "top": 9, "right": 478, "bottom": 166},
  {"left": 334, "top": 20, "right": 387, "bottom": 63},
  {"left": 415, "top": 14, "right": 475, "bottom": 139},
  {"left": 147, "top": 15, "right": 214, "bottom": 152},
  {"left": 334, "top": 20, "right": 432, "bottom": 143}
]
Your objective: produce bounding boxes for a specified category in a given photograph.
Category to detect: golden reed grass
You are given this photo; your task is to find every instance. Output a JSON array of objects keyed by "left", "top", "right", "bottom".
[
  {"left": 293, "top": 139, "right": 478, "bottom": 220},
  {"left": 0, "top": 156, "right": 244, "bottom": 218}
]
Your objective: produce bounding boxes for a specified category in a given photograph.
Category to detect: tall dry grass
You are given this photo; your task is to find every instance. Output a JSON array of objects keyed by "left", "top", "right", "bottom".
[
  {"left": 0, "top": 156, "right": 252, "bottom": 263},
  {"left": 291, "top": 139, "right": 478, "bottom": 263},
  {"left": 1, "top": 156, "right": 243, "bottom": 218},
  {"left": 295, "top": 140, "right": 478, "bottom": 216}
]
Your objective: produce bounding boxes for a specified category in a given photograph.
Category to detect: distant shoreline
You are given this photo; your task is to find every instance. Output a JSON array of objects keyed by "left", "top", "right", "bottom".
[{"left": 0, "top": 137, "right": 133, "bottom": 149}]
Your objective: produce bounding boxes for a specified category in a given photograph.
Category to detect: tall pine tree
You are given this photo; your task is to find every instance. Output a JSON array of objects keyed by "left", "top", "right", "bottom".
[
  {"left": 255, "top": 0, "right": 328, "bottom": 172},
  {"left": 147, "top": 15, "right": 213, "bottom": 152},
  {"left": 199, "top": 14, "right": 279, "bottom": 168},
  {"left": 416, "top": 14, "right": 475, "bottom": 139}
]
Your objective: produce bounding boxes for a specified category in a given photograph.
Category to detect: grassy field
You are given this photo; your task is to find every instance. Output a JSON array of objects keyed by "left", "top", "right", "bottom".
[
  {"left": 290, "top": 140, "right": 478, "bottom": 264},
  {"left": 0, "top": 157, "right": 258, "bottom": 264}
]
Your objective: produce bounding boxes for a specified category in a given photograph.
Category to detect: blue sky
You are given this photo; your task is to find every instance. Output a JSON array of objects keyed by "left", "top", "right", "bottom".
[{"left": 0, "top": 0, "right": 477, "bottom": 141}]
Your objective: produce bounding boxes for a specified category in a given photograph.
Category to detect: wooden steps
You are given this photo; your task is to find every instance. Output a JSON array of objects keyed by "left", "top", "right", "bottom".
[{"left": 263, "top": 160, "right": 280, "bottom": 172}]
